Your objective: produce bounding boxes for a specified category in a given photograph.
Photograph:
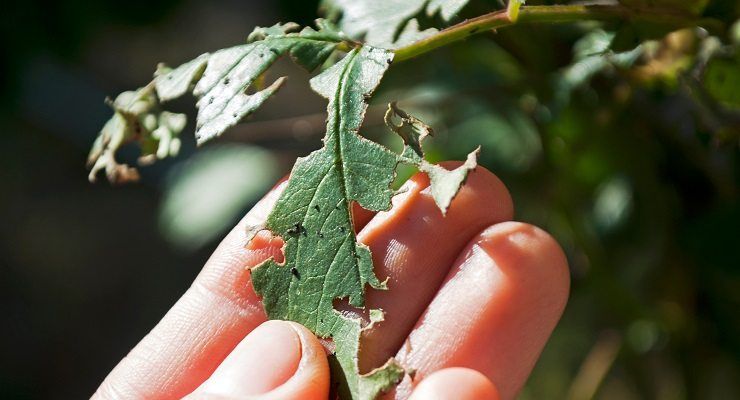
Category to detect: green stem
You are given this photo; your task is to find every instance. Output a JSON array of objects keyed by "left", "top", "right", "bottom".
[{"left": 393, "top": 4, "right": 723, "bottom": 62}]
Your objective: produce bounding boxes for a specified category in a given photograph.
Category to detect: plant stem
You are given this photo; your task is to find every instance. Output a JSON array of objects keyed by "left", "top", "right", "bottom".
[{"left": 393, "top": 4, "right": 723, "bottom": 62}]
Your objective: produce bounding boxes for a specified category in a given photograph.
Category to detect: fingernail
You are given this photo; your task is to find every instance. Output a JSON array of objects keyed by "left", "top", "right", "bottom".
[{"left": 198, "top": 320, "right": 302, "bottom": 397}]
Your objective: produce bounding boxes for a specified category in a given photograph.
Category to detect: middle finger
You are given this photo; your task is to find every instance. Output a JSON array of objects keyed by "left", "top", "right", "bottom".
[{"left": 356, "top": 163, "right": 514, "bottom": 371}]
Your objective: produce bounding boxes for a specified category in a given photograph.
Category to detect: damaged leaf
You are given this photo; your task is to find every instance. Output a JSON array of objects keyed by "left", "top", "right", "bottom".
[
  {"left": 249, "top": 46, "right": 404, "bottom": 400},
  {"left": 385, "top": 102, "right": 479, "bottom": 214},
  {"left": 87, "top": 21, "right": 345, "bottom": 183},
  {"left": 88, "top": 18, "right": 478, "bottom": 400},
  {"left": 86, "top": 85, "right": 187, "bottom": 183},
  {"left": 192, "top": 22, "right": 344, "bottom": 144},
  {"left": 249, "top": 62, "right": 476, "bottom": 398}
]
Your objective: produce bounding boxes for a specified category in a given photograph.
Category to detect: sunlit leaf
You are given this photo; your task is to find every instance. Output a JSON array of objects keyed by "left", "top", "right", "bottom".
[
  {"left": 88, "top": 20, "right": 344, "bottom": 183},
  {"left": 330, "top": 0, "right": 474, "bottom": 47}
]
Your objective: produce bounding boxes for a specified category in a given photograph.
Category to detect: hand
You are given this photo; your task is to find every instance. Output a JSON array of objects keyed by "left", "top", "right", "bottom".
[{"left": 92, "top": 163, "right": 570, "bottom": 400}]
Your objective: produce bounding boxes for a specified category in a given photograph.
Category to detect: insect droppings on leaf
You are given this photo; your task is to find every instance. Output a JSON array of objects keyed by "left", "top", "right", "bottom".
[{"left": 287, "top": 222, "right": 306, "bottom": 237}]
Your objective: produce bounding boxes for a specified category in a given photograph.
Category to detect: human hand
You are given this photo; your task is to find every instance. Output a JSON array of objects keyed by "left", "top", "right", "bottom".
[{"left": 92, "top": 163, "right": 570, "bottom": 400}]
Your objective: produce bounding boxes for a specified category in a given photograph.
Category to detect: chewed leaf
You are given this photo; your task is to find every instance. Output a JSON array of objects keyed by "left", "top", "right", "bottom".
[
  {"left": 194, "top": 62, "right": 286, "bottom": 145},
  {"left": 88, "top": 16, "right": 477, "bottom": 400},
  {"left": 87, "top": 87, "right": 186, "bottom": 184},
  {"left": 247, "top": 22, "right": 301, "bottom": 42},
  {"left": 385, "top": 102, "right": 479, "bottom": 214},
  {"left": 88, "top": 20, "right": 343, "bottom": 184},
  {"left": 154, "top": 53, "right": 209, "bottom": 102},
  {"left": 420, "top": 147, "right": 479, "bottom": 214},
  {"left": 384, "top": 101, "right": 433, "bottom": 162},
  {"left": 249, "top": 46, "right": 404, "bottom": 400},
  {"left": 191, "top": 24, "right": 341, "bottom": 145}
]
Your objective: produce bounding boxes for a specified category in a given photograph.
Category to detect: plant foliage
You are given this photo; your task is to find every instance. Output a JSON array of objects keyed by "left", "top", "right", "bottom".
[{"left": 87, "top": 0, "right": 740, "bottom": 399}]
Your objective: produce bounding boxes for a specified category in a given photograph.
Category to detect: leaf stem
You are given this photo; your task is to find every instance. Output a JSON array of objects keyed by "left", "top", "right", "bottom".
[{"left": 393, "top": 4, "right": 723, "bottom": 62}]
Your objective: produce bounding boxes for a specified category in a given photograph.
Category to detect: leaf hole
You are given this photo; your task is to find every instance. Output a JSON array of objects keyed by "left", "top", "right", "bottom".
[
  {"left": 332, "top": 297, "right": 367, "bottom": 325},
  {"left": 245, "top": 229, "right": 285, "bottom": 264}
]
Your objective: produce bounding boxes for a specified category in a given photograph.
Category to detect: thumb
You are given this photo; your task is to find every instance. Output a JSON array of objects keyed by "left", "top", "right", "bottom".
[
  {"left": 409, "top": 368, "right": 500, "bottom": 400},
  {"left": 185, "top": 320, "right": 330, "bottom": 400}
]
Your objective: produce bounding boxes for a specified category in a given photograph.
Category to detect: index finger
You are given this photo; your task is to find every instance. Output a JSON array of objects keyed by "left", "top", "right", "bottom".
[
  {"left": 93, "top": 177, "right": 376, "bottom": 400},
  {"left": 93, "top": 182, "right": 287, "bottom": 400}
]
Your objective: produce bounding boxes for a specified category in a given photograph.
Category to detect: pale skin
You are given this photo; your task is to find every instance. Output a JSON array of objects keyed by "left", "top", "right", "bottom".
[{"left": 92, "top": 162, "right": 570, "bottom": 400}]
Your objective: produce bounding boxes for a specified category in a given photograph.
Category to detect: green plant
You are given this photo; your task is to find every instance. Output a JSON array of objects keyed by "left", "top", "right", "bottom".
[{"left": 86, "top": 1, "right": 739, "bottom": 399}]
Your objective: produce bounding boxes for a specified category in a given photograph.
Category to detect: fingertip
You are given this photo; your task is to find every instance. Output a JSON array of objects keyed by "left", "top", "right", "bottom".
[
  {"left": 190, "top": 320, "right": 302, "bottom": 398},
  {"left": 477, "top": 221, "right": 570, "bottom": 313},
  {"left": 272, "top": 321, "right": 331, "bottom": 400},
  {"left": 396, "top": 221, "right": 570, "bottom": 399},
  {"left": 186, "top": 320, "right": 329, "bottom": 400},
  {"left": 356, "top": 162, "right": 515, "bottom": 371},
  {"left": 409, "top": 368, "right": 500, "bottom": 400}
]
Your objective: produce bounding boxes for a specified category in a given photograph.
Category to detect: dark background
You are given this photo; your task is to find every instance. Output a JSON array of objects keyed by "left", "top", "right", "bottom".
[{"left": 1, "top": 0, "right": 739, "bottom": 399}]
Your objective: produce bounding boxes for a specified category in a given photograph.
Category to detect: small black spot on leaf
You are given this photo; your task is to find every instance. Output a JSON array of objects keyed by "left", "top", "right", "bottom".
[{"left": 287, "top": 222, "right": 306, "bottom": 237}]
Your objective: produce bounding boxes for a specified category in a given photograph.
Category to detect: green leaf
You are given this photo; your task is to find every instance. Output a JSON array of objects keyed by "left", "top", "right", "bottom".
[
  {"left": 242, "top": 44, "right": 477, "bottom": 398},
  {"left": 88, "top": 18, "right": 477, "bottom": 400},
  {"left": 385, "top": 102, "right": 479, "bottom": 214},
  {"left": 427, "top": 0, "right": 470, "bottom": 21},
  {"left": 394, "top": 19, "right": 439, "bottom": 47},
  {"left": 330, "top": 0, "right": 473, "bottom": 47},
  {"left": 88, "top": 21, "right": 343, "bottom": 183},
  {"left": 190, "top": 22, "right": 343, "bottom": 144},
  {"left": 554, "top": 30, "right": 642, "bottom": 107},
  {"left": 704, "top": 54, "right": 740, "bottom": 108},
  {"left": 248, "top": 46, "right": 404, "bottom": 400},
  {"left": 154, "top": 53, "right": 209, "bottom": 102},
  {"left": 419, "top": 150, "right": 479, "bottom": 214},
  {"left": 384, "top": 101, "right": 433, "bottom": 162}
]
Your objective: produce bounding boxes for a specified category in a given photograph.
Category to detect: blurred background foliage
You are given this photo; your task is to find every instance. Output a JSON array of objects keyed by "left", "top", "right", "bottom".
[{"left": 1, "top": 0, "right": 740, "bottom": 398}]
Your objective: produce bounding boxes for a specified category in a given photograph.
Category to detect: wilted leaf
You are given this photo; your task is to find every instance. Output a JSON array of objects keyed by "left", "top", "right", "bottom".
[
  {"left": 88, "top": 21, "right": 344, "bottom": 183},
  {"left": 86, "top": 86, "right": 187, "bottom": 183}
]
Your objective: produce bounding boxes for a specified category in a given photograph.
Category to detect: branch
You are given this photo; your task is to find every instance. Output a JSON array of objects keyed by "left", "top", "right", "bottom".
[{"left": 393, "top": 4, "right": 724, "bottom": 62}]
